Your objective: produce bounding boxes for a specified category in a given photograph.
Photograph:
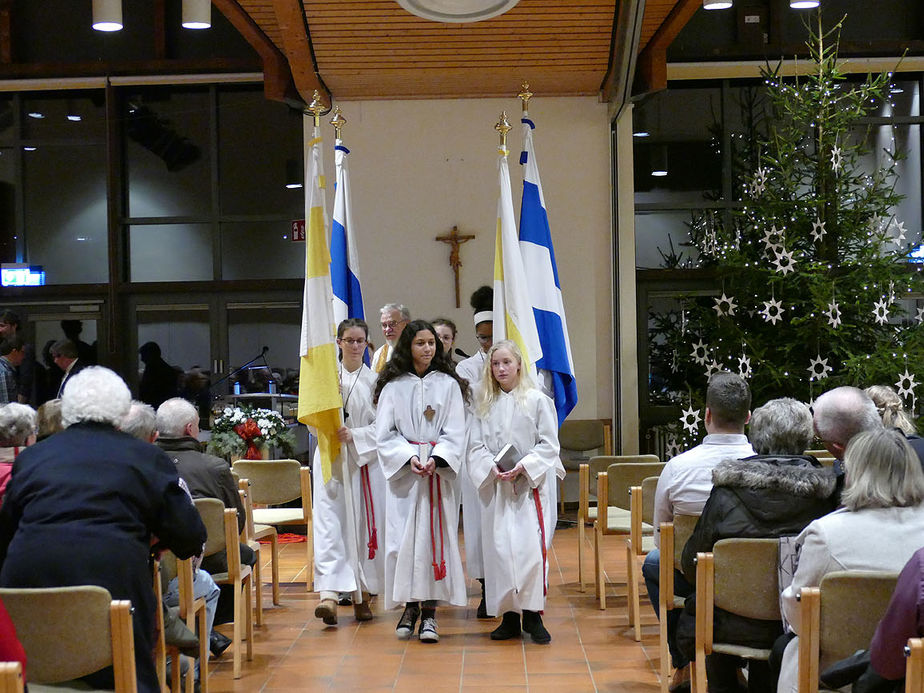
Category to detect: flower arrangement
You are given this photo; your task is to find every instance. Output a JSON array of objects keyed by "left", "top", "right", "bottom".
[{"left": 207, "top": 405, "right": 295, "bottom": 460}]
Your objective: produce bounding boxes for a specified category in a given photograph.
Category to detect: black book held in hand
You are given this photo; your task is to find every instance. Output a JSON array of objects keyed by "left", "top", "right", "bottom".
[{"left": 493, "top": 443, "right": 521, "bottom": 472}]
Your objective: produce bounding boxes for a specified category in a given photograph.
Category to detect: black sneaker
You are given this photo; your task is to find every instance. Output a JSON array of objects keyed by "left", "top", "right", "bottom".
[
  {"left": 490, "top": 611, "right": 522, "bottom": 640},
  {"left": 418, "top": 616, "right": 439, "bottom": 643},
  {"left": 395, "top": 604, "right": 420, "bottom": 639},
  {"left": 522, "top": 610, "right": 551, "bottom": 644}
]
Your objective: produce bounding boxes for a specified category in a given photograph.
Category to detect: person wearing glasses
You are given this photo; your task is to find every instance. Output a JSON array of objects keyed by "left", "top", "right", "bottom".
[
  {"left": 313, "top": 318, "right": 383, "bottom": 625},
  {"left": 372, "top": 303, "right": 410, "bottom": 373},
  {"left": 455, "top": 285, "right": 495, "bottom": 617}
]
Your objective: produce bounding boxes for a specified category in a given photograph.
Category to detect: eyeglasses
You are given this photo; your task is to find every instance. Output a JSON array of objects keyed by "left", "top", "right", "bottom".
[
  {"left": 339, "top": 338, "right": 367, "bottom": 345},
  {"left": 381, "top": 320, "right": 405, "bottom": 330},
  {"left": 476, "top": 335, "right": 493, "bottom": 343}
]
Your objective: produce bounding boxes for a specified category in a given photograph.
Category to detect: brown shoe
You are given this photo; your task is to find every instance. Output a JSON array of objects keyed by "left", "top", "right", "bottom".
[
  {"left": 314, "top": 598, "right": 338, "bottom": 625},
  {"left": 354, "top": 593, "right": 373, "bottom": 621},
  {"left": 669, "top": 664, "right": 691, "bottom": 693}
]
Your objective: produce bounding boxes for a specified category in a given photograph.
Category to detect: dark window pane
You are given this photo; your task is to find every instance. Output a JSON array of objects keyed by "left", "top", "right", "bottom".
[
  {"left": 635, "top": 211, "right": 705, "bottom": 269},
  {"left": 221, "top": 221, "right": 302, "bottom": 280},
  {"left": 0, "top": 147, "right": 17, "bottom": 262},
  {"left": 22, "top": 91, "right": 106, "bottom": 141},
  {"left": 0, "top": 96, "right": 15, "bottom": 144},
  {"left": 126, "top": 88, "right": 211, "bottom": 218},
  {"left": 130, "top": 223, "right": 213, "bottom": 282},
  {"left": 24, "top": 144, "right": 108, "bottom": 284},
  {"left": 218, "top": 88, "right": 303, "bottom": 216}
]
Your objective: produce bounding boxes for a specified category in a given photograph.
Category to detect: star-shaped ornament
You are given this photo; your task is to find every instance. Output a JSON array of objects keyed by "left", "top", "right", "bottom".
[
  {"left": 762, "top": 225, "right": 784, "bottom": 253},
  {"left": 680, "top": 404, "right": 702, "bottom": 436},
  {"left": 704, "top": 359, "right": 725, "bottom": 378},
  {"left": 896, "top": 369, "right": 918, "bottom": 399},
  {"left": 759, "top": 298, "right": 785, "bottom": 325},
  {"left": 749, "top": 167, "right": 768, "bottom": 197},
  {"left": 892, "top": 220, "right": 907, "bottom": 246},
  {"left": 830, "top": 145, "right": 842, "bottom": 172},
  {"left": 869, "top": 213, "right": 885, "bottom": 234},
  {"left": 826, "top": 301, "right": 842, "bottom": 329},
  {"left": 713, "top": 293, "right": 737, "bottom": 317},
  {"left": 665, "top": 436, "right": 683, "bottom": 460},
  {"left": 738, "top": 353, "right": 752, "bottom": 379},
  {"left": 772, "top": 247, "right": 796, "bottom": 275},
  {"left": 690, "top": 340, "right": 709, "bottom": 365},
  {"left": 807, "top": 355, "right": 833, "bottom": 381},
  {"left": 916, "top": 306, "right": 924, "bottom": 324},
  {"left": 811, "top": 217, "right": 826, "bottom": 243},
  {"left": 873, "top": 297, "right": 890, "bottom": 325}
]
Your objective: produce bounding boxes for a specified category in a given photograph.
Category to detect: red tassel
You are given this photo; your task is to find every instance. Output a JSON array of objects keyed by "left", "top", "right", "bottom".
[{"left": 367, "top": 528, "right": 378, "bottom": 559}]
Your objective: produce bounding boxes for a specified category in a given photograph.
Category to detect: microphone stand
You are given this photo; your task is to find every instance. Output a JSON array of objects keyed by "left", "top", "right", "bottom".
[{"left": 212, "top": 348, "right": 269, "bottom": 397}]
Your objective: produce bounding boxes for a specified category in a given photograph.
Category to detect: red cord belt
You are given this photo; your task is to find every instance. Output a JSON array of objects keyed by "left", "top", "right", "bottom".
[
  {"left": 533, "top": 487, "right": 548, "bottom": 596},
  {"left": 410, "top": 440, "right": 446, "bottom": 581},
  {"left": 360, "top": 465, "right": 377, "bottom": 559}
]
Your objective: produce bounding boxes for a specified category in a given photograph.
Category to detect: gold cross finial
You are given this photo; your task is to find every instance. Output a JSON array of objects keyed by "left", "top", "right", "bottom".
[
  {"left": 330, "top": 106, "right": 346, "bottom": 140},
  {"left": 307, "top": 90, "right": 326, "bottom": 127},
  {"left": 495, "top": 111, "right": 511, "bottom": 149},
  {"left": 518, "top": 82, "right": 532, "bottom": 114}
]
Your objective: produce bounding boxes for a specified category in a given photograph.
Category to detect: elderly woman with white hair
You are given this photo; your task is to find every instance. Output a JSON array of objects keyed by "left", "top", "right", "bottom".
[
  {"left": 776, "top": 427, "right": 924, "bottom": 693},
  {"left": 0, "top": 366, "right": 206, "bottom": 692},
  {"left": 0, "top": 403, "right": 36, "bottom": 507}
]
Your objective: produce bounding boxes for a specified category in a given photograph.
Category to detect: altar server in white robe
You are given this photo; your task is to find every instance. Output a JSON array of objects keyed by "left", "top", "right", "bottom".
[
  {"left": 468, "top": 340, "right": 564, "bottom": 644},
  {"left": 374, "top": 319, "right": 470, "bottom": 644},
  {"left": 313, "top": 318, "right": 385, "bottom": 626}
]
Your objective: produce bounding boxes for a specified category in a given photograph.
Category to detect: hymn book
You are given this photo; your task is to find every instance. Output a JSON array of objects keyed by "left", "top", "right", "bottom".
[{"left": 493, "top": 443, "right": 522, "bottom": 472}]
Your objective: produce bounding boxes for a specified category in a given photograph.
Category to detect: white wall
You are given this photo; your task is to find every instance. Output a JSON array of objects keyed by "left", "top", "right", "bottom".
[{"left": 325, "top": 96, "right": 613, "bottom": 419}]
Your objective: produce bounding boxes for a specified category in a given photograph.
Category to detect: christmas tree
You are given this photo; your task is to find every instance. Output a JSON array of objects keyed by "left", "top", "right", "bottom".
[{"left": 653, "top": 14, "right": 924, "bottom": 453}]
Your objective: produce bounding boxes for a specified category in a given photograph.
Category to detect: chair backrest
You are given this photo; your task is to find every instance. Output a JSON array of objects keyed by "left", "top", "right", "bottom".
[
  {"left": 559, "top": 419, "right": 605, "bottom": 452},
  {"left": 0, "top": 661, "right": 23, "bottom": 693},
  {"left": 238, "top": 478, "right": 256, "bottom": 542},
  {"left": 818, "top": 571, "right": 898, "bottom": 666},
  {"left": 605, "top": 460, "right": 665, "bottom": 509},
  {"left": 194, "top": 497, "right": 228, "bottom": 558},
  {"left": 0, "top": 585, "right": 136, "bottom": 690},
  {"left": 712, "top": 538, "right": 781, "bottom": 620},
  {"left": 232, "top": 459, "right": 303, "bottom": 506},
  {"left": 673, "top": 513, "right": 700, "bottom": 566},
  {"left": 641, "top": 476, "right": 658, "bottom": 526}
]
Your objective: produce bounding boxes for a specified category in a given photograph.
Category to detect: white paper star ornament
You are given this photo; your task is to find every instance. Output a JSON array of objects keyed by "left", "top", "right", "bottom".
[
  {"left": 772, "top": 247, "right": 796, "bottom": 275},
  {"left": 896, "top": 369, "right": 918, "bottom": 399},
  {"left": 690, "top": 340, "right": 709, "bottom": 365},
  {"left": 713, "top": 293, "right": 737, "bottom": 317},
  {"left": 680, "top": 405, "right": 702, "bottom": 435},
  {"left": 759, "top": 298, "right": 785, "bottom": 325},
  {"left": 808, "top": 355, "right": 832, "bottom": 381},
  {"left": 811, "top": 217, "right": 826, "bottom": 243},
  {"left": 873, "top": 297, "right": 890, "bottom": 325},
  {"left": 826, "top": 301, "right": 842, "bottom": 328}
]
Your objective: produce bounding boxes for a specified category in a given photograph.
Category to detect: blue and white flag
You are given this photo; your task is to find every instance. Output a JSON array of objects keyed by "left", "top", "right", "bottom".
[
  {"left": 330, "top": 137, "right": 367, "bottom": 360},
  {"left": 519, "top": 116, "right": 577, "bottom": 426}
]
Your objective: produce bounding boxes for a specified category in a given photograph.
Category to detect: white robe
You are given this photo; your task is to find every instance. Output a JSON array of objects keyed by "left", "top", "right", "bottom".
[
  {"left": 312, "top": 363, "right": 385, "bottom": 596},
  {"left": 468, "top": 388, "right": 564, "bottom": 615},
  {"left": 455, "top": 350, "right": 488, "bottom": 579},
  {"left": 376, "top": 371, "right": 467, "bottom": 609}
]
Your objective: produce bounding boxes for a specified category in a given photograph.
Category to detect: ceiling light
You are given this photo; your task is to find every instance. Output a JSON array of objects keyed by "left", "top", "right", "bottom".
[
  {"left": 790, "top": 0, "right": 819, "bottom": 7},
  {"left": 23, "top": 147, "right": 36, "bottom": 152},
  {"left": 27, "top": 112, "right": 44, "bottom": 119},
  {"left": 395, "top": 0, "right": 520, "bottom": 23},
  {"left": 285, "top": 159, "right": 303, "bottom": 189},
  {"left": 92, "top": 0, "right": 123, "bottom": 31},
  {"left": 651, "top": 146, "right": 668, "bottom": 177},
  {"left": 182, "top": 0, "right": 211, "bottom": 29},
  {"left": 703, "top": 0, "right": 733, "bottom": 9},
  {"left": 65, "top": 100, "right": 82, "bottom": 122}
]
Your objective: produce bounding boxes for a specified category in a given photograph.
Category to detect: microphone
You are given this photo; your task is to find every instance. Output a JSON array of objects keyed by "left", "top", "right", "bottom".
[{"left": 261, "top": 346, "right": 269, "bottom": 354}]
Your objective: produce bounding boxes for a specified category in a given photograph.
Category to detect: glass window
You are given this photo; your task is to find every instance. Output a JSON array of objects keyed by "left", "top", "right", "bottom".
[
  {"left": 22, "top": 91, "right": 106, "bottom": 141},
  {"left": 220, "top": 221, "right": 303, "bottom": 280},
  {"left": 126, "top": 88, "right": 211, "bottom": 218},
  {"left": 635, "top": 211, "right": 705, "bottom": 269},
  {"left": 130, "top": 223, "right": 213, "bottom": 282},
  {"left": 218, "top": 88, "right": 303, "bottom": 216},
  {"left": 227, "top": 304, "right": 301, "bottom": 380},
  {"left": 0, "top": 147, "right": 17, "bottom": 263},
  {"left": 0, "top": 96, "right": 15, "bottom": 144},
  {"left": 24, "top": 143, "right": 108, "bottom": 284}
]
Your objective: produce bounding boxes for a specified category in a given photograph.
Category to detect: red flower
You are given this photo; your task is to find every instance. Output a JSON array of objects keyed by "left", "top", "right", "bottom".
[{"left": 234, "top": 418, "right": 263, "bottom": 459}]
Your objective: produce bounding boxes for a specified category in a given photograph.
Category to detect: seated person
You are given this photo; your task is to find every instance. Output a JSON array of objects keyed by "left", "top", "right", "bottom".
[
  {"left": 0, "top": 367, "right": 206, "bottom": 692},
  {"left": 777, "top": 428, "right": 924, "bottom": 693},
  {"left": 0, "top": 403, "right": 36, "bottom": 507},
  {"left": 676, "top": 398, "right": 839, "bottom": 693}
]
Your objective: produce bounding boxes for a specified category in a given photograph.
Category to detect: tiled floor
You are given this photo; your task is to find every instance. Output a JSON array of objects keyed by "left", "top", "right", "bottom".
[{"left": 206, "top": 516, "right": 663, "bottom": 692}]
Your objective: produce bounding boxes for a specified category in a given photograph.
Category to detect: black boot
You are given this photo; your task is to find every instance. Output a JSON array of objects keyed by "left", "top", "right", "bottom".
[
  {"left": 490, "top": 611, "right": 522, "bottom": 640},
  {"left": 476, "top": 578, "right": 490, "bottom": 618},
  {"left": 522, "top": 610, "right": 551, "bottom": 644}
]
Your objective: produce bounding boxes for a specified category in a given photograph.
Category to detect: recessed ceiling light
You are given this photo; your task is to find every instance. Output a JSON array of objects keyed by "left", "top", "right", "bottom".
[
  {"left": 395, "top": 0, "right": 520, "bottom": 23},
  {"left": 27, "top": 112, "right": 44, "bottom": 119}
]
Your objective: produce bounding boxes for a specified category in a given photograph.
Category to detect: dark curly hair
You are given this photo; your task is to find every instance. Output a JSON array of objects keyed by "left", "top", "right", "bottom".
[{"left": 373, "top": 319, "right": 470, "bottom": 405}]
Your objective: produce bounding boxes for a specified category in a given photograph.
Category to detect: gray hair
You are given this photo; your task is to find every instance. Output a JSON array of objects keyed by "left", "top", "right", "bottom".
[
  {"left": 50, "top": 339, "right": 78, "bottom": 360},
  {"left": 380, "top": 303, "right": 410, "bottom": 321},
  {"left": 748, "top": 398, "right": 813, "bottom": 456},
  {"left": 155, "top": 397, "right": 198, "bottom": 438},
  {"left": 813, "top": 386, "right": 882, "bottom": 447},
  {"left": 61, "top": 366, "right": 131, "bottom": 428},
  {"left": 841, "top": 428, "right": 924, "bottom": 511},
  {"left": 121, "top": 400, "right": 158, "bottom": 442},
  {"left": 0, "top": 403, "right": 37, "bottom": 447},
  {"left": 865, "top": 385, "right": 917, "bottom": 435}
]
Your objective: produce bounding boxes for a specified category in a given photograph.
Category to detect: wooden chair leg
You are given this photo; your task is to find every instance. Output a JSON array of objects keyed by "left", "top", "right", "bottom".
[
  {"left": 269, "top": 533, "right": 280, "bottom": 605},
  {"left": 595, "top": 519, "right": 606, "bottom": 610},
  {"left": 578, "top": 464, "right": 588, "bottom": 593},
  {"left": 232, "top": 577, "right": 243, "bottom": 679},
  {"left": 197, "top": 604, "right": 209, "bottom": 693},
  {"left": 627, "top": 542, "right": 642, "bottom": 641},
  {"left": 245, "top": 574, "right": 254, "bottom": 661},
  {"left": 253, "top": 547, "right": 264, "bottom": 626}
]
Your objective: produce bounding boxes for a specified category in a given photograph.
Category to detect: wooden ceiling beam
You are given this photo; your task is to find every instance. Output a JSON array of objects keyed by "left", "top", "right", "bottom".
[
  {"left": 635, "top": 0, "right": 700, "bottom": 96},
  {"left": 272, "top": 0, "right": 330, "bottom": 107},
  {"left": 211, "top": 0, "right": 298, "bottom": 104},
  {"left": 600, "top": 0, "right": 645, "bottom": 110}
]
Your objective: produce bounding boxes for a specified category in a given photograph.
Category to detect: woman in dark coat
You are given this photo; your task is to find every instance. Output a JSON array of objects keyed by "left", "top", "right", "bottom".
[
  {"left": 0, "top": 366, "right": 206, "bottom": 692},
  {"left": 676, "top": 397, "right": 839, "bottom": 693}
]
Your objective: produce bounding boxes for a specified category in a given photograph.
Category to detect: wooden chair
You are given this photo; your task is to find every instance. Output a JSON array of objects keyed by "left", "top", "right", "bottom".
[
  {"left": 578, "top": 453, "right": 660, "bottom": 592},
  {"left": 797, "top": 571, "right": 899, "bottom": 693},
  {"left": 626, "top": 476, "right": 659, "bottom": 641},
  {"left": 658, "top": 514, "right": 700, "bottom": 693},
  {"left": 238, "top": 480, "right": 279, "bottom": 625},
  {"left": 159, "top": 553, "right": 210, "bottom": 693},
  {"left": 906, "top": 638, "right": 924, "bottom": 693},
  {"left": 0, "top": 663, "right": 22, "bottom": 693},
  {"left": 693, "top": 539, "right": 781, "bottom": 693},
  {"left": 232, "top": 459, "right": 313, "bottom": 591},
  {"left": 194, "top": 498, "right": 254, "bottom": 679},
  {"left": 560, "top": 419, "right": 613, "bottom": 513},
  {"left": 0, "top": 585, "right": 136, "bottom": 692},
  {"left": 592, "top": 459, "right": 665, "bottom": 608}
]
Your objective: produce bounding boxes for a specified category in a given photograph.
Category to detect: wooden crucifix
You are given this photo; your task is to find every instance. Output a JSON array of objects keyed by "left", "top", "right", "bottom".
[{"left": 435, "top": 226, "right": 476, "bottom": 308}]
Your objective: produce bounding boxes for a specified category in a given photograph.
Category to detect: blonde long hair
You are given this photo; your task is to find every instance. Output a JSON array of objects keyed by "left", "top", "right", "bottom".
[
  {"left": 865, "top": 384, "right": 917, "bottom": 435},
  {"left": 475, "top": 340, "right": 537, "bottom": 418}
]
